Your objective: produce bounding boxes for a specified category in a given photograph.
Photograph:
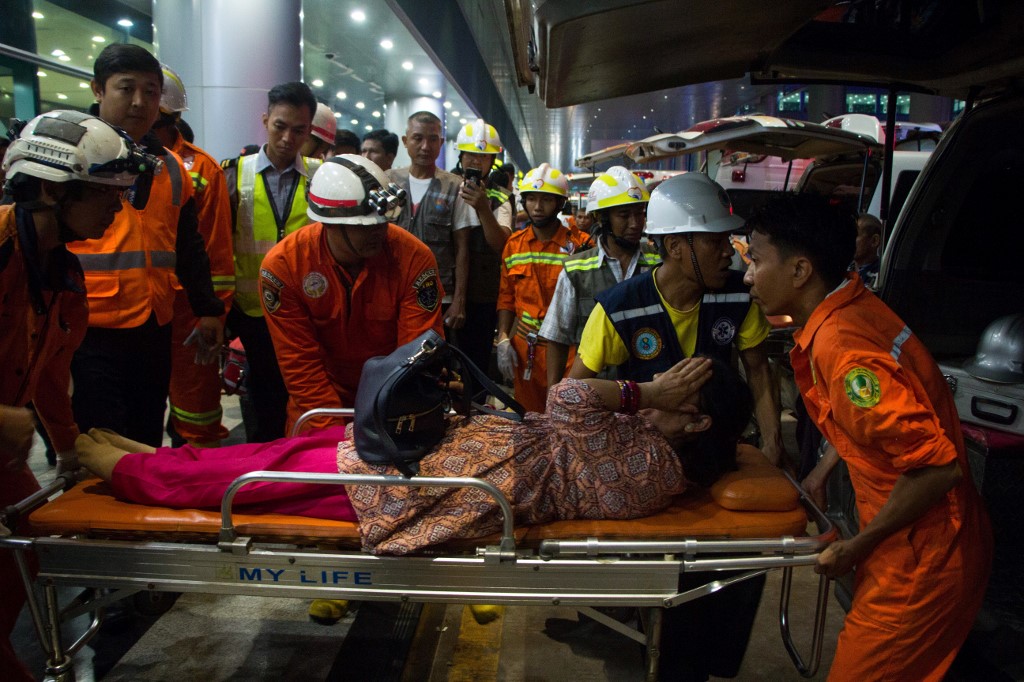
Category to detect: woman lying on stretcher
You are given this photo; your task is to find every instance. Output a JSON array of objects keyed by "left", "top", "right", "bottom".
[{"left": 76, "top": 356, "right": 753, "bottom": 556}]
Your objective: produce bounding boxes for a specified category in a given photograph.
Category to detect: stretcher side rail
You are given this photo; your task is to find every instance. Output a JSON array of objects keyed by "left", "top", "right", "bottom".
[{"left": 219, "top": 471, "right": 517, "bottom": 562}]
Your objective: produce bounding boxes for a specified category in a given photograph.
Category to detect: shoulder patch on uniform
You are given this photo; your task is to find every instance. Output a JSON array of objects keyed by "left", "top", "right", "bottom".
[
  {"left": 632, "top": 327, "right": 663, "bottom": 360},
  {"left": 844, "top": 367, "right": 881, "bottom": 408},
  {"left": 260, "top": 268, "right": 285, "bottom": 289},
  {"left": 413, "top": 268, "right": 440, "bottom": 312},
  {"left": 302, "top": 271, "right": 328, "bottom": 299}
]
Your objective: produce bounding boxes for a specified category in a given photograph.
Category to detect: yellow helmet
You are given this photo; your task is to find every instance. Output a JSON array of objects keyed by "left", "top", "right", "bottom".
[
  {"left": 456, "top": 118, "right": 503, "bottom": 154},
  {"left": 587, "top": 166, "right": 650, "bottom": 211},
  {"left": 519, "top": 163, "right": 568, "bottom": 197}
]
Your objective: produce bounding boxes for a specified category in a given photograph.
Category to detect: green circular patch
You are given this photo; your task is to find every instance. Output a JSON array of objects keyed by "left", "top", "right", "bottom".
[{"left": 844, "top": 367, "right": 881, "bottom": 408}]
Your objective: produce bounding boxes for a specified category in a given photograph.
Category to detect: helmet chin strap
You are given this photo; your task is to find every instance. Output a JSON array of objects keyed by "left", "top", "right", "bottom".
[
  {"left": 685, "top": 233, "right": 707, "bottom": 290},
  {"left": 605, "top": 232, "right": 640, "bottom": 252}
]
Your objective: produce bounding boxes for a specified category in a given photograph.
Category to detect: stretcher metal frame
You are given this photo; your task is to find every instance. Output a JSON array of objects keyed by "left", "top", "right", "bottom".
[{"left": 1, "top": 409, "right": 836, "bottom": 682}]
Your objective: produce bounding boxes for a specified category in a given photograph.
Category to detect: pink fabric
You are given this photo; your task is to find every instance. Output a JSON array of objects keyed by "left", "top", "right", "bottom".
[{"left": 110, "top": 425, "right": 357, "bottom": 521}]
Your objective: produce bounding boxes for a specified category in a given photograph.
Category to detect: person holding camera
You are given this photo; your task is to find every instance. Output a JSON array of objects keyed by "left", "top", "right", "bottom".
[
  {"left": 386, "top": 112, "right": 473, "bottom": 332},
  {"left": 453, "top": 119, "right": 514, "bottom": 375}
]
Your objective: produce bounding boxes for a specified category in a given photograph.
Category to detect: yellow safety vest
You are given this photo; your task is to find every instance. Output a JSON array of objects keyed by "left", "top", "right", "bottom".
[{"left": 233, "top": 155, "right": 321, "bottom": 315}]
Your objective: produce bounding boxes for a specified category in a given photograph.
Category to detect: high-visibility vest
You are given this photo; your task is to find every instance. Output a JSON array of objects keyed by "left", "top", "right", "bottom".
[
  {"left": 68, "top": 148, "right": 190, "bottom": 328},
  {"left": 232, "top": 154, "right": 321, "bottom": 316}
]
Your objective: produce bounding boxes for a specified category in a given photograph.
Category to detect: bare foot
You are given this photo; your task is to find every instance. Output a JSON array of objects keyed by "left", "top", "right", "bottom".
[
  {"left": 75, "top": 433, "right": 130, "bottom": 481},
  {"left": 88, "top": 428, "right": 156, "bottom": 455}
]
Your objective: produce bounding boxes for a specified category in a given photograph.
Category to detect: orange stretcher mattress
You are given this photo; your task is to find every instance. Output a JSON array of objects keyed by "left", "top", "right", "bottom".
[{"left": 27, "top": 446, "right": 808, "bottom": 547}]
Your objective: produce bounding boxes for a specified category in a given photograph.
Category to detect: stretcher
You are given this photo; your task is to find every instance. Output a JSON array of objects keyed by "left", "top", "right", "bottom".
[{"left": 1, "top": 410, "right": 836, "bottom": 682}]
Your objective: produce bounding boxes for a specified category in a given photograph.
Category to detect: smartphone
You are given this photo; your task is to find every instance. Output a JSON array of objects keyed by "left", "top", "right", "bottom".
[{"left": 464, "top": 168, "right": 482, "bottom": 186}]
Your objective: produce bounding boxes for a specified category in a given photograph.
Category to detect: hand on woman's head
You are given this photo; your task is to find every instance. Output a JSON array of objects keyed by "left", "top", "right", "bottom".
[{"left": 648, "top": 356, "right": 712, "bottom": 412}]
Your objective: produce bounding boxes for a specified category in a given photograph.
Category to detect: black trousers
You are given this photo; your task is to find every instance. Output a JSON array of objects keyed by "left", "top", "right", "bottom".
[
  {"left": 226, "top": 307, "right": 287, "bottom": 443},
  {"left": 453, "top": 300, "right": 499, "bottom": 381},
  {"left": 71, "top": 315, "right": 172, "bottom": 448}
]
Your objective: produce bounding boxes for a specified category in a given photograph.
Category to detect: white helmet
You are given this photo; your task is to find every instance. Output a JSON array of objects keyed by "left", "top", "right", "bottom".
[
  {"left": 964, "top": 313, "right": 1024, "bottom": 383},
  {"left": 587, "top": 166, "right": 650, "bottom": 212},
  {"left": 160, "top": 64, "right": 188, "bottom": 114},
  {"left": 644, "top": 173, "right": 743, "bottom": 235},
  {"left": 2, "top": 110, "right": 156, "bottom": 187},
  {"left": 311, "top": 102, "right": 338, "bottom": 145},
  {"left": 306, "top": 153, "right": 407, "bottom": 225},
  {"left": 519, "top": 163, "right": 569, "bottom": 197},
  {"left": 456, "top": 118, "right": 503, "bottom": 154}
]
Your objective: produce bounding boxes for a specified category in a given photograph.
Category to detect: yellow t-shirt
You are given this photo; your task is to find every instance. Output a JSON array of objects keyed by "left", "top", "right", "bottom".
[{"left": 577, "top": 274, "right": 771, "bottom": 372}]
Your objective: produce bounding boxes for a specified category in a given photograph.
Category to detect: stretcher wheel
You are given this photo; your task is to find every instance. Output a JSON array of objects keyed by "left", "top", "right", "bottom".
[{"left": 131, "top": 590, "right": 180, "bottom": 617}]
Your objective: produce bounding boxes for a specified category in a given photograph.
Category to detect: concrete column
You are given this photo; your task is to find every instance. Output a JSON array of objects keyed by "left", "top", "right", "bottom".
[
  {"left": 384, "top": 96, "right": 446, "bottom": 170},
  {"left": 152, "top": 0, "right": 301, "bottom": 160}
]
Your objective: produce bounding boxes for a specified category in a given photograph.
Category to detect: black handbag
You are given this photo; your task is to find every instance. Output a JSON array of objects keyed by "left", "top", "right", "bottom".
[{"left": 353, "top": 330, "right": 525, "bottom": 477}]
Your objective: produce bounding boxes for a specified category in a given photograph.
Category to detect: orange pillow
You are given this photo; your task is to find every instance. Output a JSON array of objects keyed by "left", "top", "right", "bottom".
[{"left": 709, "top": 445, "right": 801, "bottom": 512}]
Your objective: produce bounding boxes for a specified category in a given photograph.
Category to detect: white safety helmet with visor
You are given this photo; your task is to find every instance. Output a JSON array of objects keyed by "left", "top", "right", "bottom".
[{"left": 306, "top": 154, "right": 407, "bottom": 225}]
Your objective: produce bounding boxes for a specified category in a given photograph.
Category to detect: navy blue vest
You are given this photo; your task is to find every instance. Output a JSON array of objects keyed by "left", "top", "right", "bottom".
[{"left": 594, "top": 268, "right": 753, "bottom": 382}]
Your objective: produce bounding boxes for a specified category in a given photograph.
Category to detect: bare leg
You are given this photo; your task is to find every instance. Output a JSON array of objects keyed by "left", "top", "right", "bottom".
[
  {"left": 75, "top": 433, "right": 130, "bottom": 481},
  {"left": 88, "top": 428, "right": 156, "bottom": 455}
]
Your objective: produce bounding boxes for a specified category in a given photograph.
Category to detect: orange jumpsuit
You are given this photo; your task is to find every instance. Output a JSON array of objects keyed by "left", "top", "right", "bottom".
[
  {"left": 0, "top": 205, "right": 88, "bottom": 681},
  {"left": 791, "top": 275, "right": 992, "bottom": 682},
  {"left": 167, "top": 134, "right": 235, "bottom": 445},
  {"left": 497, "top": 223, "right": 590, "bottom": 412},
  {"left": 260, "top": 224, "right": 444, "bottom": 434}
]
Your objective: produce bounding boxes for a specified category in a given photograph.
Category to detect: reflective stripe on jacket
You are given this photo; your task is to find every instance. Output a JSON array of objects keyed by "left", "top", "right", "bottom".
[{"left": 68, "top": 146, "right": 191, "bottom": 328}]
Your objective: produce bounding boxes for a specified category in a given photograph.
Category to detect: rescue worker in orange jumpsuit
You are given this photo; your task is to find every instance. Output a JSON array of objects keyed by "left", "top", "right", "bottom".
[
  {"left": 496, "top": 164, "right": 591, "bottom": 412},
  {"left": 69, "top": 44, "right": 224, "bottom": 448},
  {"left": 151, "top": 64, "right": 235, "bottom": 447},
  {"left": 743, "top": 194, "right": 992, "bottom": 682},
  {"left": 0, "top": 110, "right": 156, "bottom": 682},
  {"left": 260, "top": 154, "right": 444, "bottom": 435}
]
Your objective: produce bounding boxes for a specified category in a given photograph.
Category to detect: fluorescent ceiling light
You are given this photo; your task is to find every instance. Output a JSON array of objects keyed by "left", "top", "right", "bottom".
[
  {"left": 51, "top": 49, "right": 65, "bottom": 56},
  {"left": 32, "top": 11, "right": 43, "bottom": 19},
  {"left": 401, "top": 61, "right": 413, "bottom": 71},
  {"left": 443, "top": 101, "right": 451, "bottom": 109},
  {"left": 351, "top": 9, "right": 366, "bottom": 22},
  {"left": 355, "top": 101, "right": 365, "bottom": 109},
  {"left": 117, "top": 19, "right": 133, "bottom": 28},
  {"left": 372, "top": 111, "right": 380, "bottom": 118},
  {"left": 57, "top": 93, "right": 68, "bottom": 100},
  {"left": 380, "top": 39, "right": 393, "bottom": 50},
  {"left": 336, "top": 91, "right": 347, "bottom": 100},
  {"left": 312, "top": 79, "right": 324, "bottom": 87},
  {"left": 350, "top": 118, "right": 358, "bottom": 125},
  {"left": 92, "top": 36, "right": 105, "bottom": 42},
  {"left": 432, "top": 91, "right": 441, "bottom": 98}
]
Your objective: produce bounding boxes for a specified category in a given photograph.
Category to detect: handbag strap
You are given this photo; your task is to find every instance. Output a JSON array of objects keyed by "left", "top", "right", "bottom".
[{"left": 446, "top": 343, "right": 526, "bottom": 420}]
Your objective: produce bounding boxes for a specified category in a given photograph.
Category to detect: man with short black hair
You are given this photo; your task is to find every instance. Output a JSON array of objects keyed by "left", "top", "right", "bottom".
[
  {"left": 361, "top": 128, "right": 398, "bottom": 171},
  {"left": 69, "top": 44, "right": 223, "bottom": 448},
  {"left": 222, "top": 81, "right": 321, "bottom": 442},
  {"left": 744, "top": 193, "right": 992, "bottom": 681},
  {"left": 332, "top": 129, "right": 361, "bottom": 156}
]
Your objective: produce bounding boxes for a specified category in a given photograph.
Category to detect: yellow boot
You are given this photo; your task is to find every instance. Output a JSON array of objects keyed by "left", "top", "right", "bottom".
[
  {"left": 467, "top": 604, "right": 502, "bottom": 625},
  {"left": 308, "top": 599, "right": 350, "bottom": 625}
]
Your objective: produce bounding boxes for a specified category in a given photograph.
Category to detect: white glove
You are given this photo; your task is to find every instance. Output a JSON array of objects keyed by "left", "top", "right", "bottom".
[
  {"left": 496, "top": 338, "right": 518, "bottom": 383},
  {"left": 183, "top": 326, "right": 221, "bottom": 366},
  {"left": 55, "top": 450, "right": 79, "bottom": 476}
]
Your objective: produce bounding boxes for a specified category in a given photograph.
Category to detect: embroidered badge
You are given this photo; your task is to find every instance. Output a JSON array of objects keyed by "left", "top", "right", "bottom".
[
  {"left": 711, "top": 316, "right": 737, "bottom": 345},
  {"left": 432, "top": 197, "right": 449, "bottom": 213},
  {"left": 413, "top": 269, "right": 440, "bottom": 311},
  {"left": 844, "top": 367, "right": 881, "bottom": 408},
  {"left": 632, "top": 327, "right": 662, "bottom": 360},
  {"left": 302, "top": 271, "right": 328, "bottom": 299},
  {"left": 626, "top": 186, "right": 643, "bottom": 200},
  {"left": 261, "top": 284, "right": 281, "bottom": 314}
]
